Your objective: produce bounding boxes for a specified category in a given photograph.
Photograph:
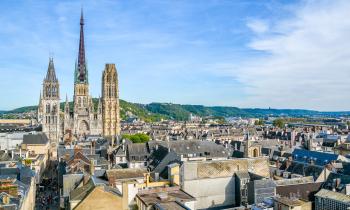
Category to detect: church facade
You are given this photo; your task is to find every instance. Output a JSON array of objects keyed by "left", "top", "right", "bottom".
[{"left": 37, "top": 11, "right": 120, "bottom": 145}]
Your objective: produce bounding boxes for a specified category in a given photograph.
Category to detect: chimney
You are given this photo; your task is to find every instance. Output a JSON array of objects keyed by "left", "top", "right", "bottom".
[
  {"left": 336, "top": 178, "right": 341, "bottom": 188},
  {"left": 90, "top": 159, "right": 95, "bottom": 176}
]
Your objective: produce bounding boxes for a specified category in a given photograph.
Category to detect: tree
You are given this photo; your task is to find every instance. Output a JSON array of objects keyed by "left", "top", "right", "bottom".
[
  {"left": 254, "top": 119, "right": 264, "bottom": 126},
  {"left": 122, "top": 133, "right": 150, "bottom": 143},
  {"left": 273, "top": 118, "right": 285, "bottom": 128}
]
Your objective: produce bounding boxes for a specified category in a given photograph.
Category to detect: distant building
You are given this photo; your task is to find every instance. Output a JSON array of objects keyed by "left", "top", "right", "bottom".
[
  {"left": 274, "top": 197, "right": 312, "bottom": 210},
  {"left": 37, "top": 10, "right": 121, "bottom": 143},
  {"left": 315, "top": 189, "right": 350, "bottom": 210}
]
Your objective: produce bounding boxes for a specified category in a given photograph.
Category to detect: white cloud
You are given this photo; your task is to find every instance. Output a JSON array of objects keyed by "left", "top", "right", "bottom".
[
  {"left": 246, "top": 19, "right": 269, "bottom": 34},
  {"left": 235, "top": 0, "right": 350, "bottom": 111}
]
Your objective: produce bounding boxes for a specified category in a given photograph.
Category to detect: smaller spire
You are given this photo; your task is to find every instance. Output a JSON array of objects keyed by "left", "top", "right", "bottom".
[
  {"left": 65, "top": 94, "right": 70, "bottom": 113},
  {"left": 45, "top": 57, "right": 57, "bottom": 82},
  {"left": 38, "top": 90, "right": 42, "bottom": 105}
]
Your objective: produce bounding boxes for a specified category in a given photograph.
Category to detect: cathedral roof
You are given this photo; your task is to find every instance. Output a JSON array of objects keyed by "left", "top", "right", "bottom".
[{"left": 45, "top": 57, "right": 57, "bottom": 82}]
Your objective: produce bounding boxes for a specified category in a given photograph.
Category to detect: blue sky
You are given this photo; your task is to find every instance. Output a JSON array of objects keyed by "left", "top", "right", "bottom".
[{"left": 1, "top": 0, "right": 350, "bottom": 111}]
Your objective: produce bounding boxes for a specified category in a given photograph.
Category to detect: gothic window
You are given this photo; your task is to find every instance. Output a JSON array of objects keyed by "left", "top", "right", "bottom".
[
  {"left": 53, "top": 104, "right": 57, "bottom": 114},
  {"left": 46, "top": 104, "right": 50, "bottom": 113},
  {"left": 52, "top": 86, "right": 56, "bottom": 97},
  {"left": 78, "top": 98, "right": 82, "bottom": 107},
  {"left": 111, "top": 85, "right": 115, "bottom": 97},
  {"left": 46, "top": 87, "right": 50, "bottom": 97}
]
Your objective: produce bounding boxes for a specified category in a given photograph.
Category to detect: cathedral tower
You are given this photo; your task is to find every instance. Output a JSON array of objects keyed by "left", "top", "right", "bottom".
[
  {"left": 102, "top": 64, "right": 121, "bottom": 138},
  {"left": 38, "top": 58, "right": 60, "bottom": 145},
  {"left": 69, "top": 9, "right": 101, "bottom": 137}
]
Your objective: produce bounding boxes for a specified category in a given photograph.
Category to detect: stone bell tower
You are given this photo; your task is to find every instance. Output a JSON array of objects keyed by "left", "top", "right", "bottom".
[
  {"left": 38, "top": 57, "right": 60, "bottom": 145},
  {"left": 102, "top": 64, "right": 121, "bottom": 139}
]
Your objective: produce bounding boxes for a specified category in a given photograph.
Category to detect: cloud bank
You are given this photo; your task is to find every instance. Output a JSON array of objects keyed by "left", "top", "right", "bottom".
[{"left": 236, "top": 0, "right": 350, "bottom": 110}]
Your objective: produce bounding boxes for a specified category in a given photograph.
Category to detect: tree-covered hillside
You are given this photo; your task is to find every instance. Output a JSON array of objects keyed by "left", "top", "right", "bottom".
[{"left": 2, "top": 99, "right": 350, "bottom": 121}]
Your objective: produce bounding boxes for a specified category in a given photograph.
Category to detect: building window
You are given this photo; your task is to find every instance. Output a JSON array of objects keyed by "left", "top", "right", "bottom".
[{"left": 46, "top": 104, "right": 50, "bottom": 113}]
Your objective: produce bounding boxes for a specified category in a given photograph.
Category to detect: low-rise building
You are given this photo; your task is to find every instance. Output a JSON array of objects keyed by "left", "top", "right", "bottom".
[
  {"left": 274, "top": 197, "right": 312, "bottom": 210},
  {"left": 135, "top": 186, "right": 195, "bottom": 210},
  {"left": 315, "top": 189, "right": 350, "bottom": 210}
]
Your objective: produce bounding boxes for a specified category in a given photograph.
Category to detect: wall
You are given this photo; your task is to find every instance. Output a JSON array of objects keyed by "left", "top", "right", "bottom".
[
  {"left": 182, "top": 176, "right": 235, "bottom": 209},
  {"left": 0, "top": 132, "right": 25, "bottom": 150},
  {"left": 180, "top": 158, "right": 270, "bottom": 209}
]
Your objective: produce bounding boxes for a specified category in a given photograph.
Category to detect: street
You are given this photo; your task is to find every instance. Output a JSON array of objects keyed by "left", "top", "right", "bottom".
[{"left": 35, "top": 161, "right": 60, "bottom": 210}]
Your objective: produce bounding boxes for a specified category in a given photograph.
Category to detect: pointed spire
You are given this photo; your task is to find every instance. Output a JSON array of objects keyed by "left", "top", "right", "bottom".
[
  {"left": 65, "top": 94, "right": 70, "bottom": 113},
  {"left": 97, "top": 96, "right": 102, "bottom": 114},
  {"left": 38, "top": 91, "right": 42, "bottom": 105},
  {"left": 80, "top": 7, "right": 84, "bottom": 25},
  {"left": 76, "top": 8, "right": 87, "bottom": 83},
  {"left": 45, "top": 57, "right": 57, "bottom": 82}
]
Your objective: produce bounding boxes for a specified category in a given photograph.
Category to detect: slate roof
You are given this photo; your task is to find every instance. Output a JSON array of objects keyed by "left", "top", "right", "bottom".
[
  {"left": 280, "top": 161, "right": 323, "bottom": 180},
  {"left": 292, "top": 149, "right": 339, "bottom": 166},
  {"left": 127, "top": 143, "right": 150, "bottom": 161},
  {"left": 70, "top": 178, "right": 95, "bottom": 201},
  {"left": 276, "top": 182, "right": 323, "bottom": 201},
  {"left": 322, "top": 172, "right": 350, "bottom": 193},
  {"left": 147, "top": 146, "right": 181, "bottom": 179},
  {"left": 149, "top": 140, "right": 229, "bottom": 158},
  {"left": 22, "top": 133, "right": 49, "bottom": 145}
]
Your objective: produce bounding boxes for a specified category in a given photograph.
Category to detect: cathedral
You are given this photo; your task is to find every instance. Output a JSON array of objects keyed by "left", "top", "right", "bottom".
[{"left": 37, "top": 10, "right": 121, "bottom": 146}]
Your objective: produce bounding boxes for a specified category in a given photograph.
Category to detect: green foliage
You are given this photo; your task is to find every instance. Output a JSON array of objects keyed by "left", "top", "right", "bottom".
[
  {"left": 24, "top": 159, "right": 32, "bottom": 165},
  {"left": 5, "top": 98, "right": 350, "bottom": 121},
  {"left": 254, "top": 119, "right": 264, "bottom": 125},
  {"left": 120, "top": 100, "right": 167, "bottom": 122},
  {"left": 122, "top": 133, "right": 150, "bottom": 143},
  {"left": 146, "top": 103, "right": 190, "bottom": 121},
  {"left": 273, "top": 118, "right": 285, "bottom": 128}
]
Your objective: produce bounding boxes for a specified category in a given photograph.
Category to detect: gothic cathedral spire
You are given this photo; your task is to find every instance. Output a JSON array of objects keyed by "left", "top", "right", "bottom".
[
  {"left": 76, "top": 8, "right": 88, "bottom": 84},
  {"left": 38, "top": 57, "right": 60, "bottom": 148}
]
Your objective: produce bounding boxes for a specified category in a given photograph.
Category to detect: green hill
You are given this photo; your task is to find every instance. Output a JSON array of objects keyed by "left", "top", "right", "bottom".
[{"left": 2, "top": 99, "right": 350, "bottom": 121}]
